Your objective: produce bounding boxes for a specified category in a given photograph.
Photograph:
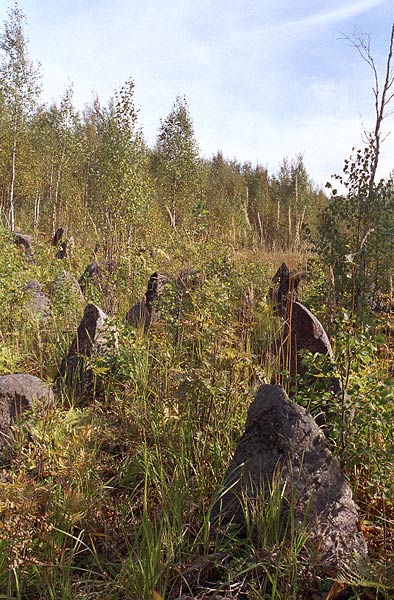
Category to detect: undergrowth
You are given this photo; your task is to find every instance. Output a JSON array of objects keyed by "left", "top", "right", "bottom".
[{"left": 0, "top": 228, "right": 393, "bottom": 599}]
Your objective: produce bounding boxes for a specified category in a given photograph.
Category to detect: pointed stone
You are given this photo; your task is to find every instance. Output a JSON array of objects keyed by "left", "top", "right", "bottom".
[
  {"left": 25, "top": 280, "right": 51, "bottom": 320},
  {"left": 212, "top": 384, "right": 367, "bottom": 571},
  {"left": 125, "top": 272, "right": 167, "bottom": 331},
  {"left": 58, "top": 303, "right": 108, "bottom": 402}
]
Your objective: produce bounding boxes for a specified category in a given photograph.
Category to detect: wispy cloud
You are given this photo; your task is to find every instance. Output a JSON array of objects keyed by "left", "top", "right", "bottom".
[
  {"left": 282, "top": 0, "right": 387, "bottom": 30},
  {"left": 230, "top": 0, "right": 389, "bottom": 42},
  {"left": 0, "top": 0, "right": 392, "bottom": 183}
]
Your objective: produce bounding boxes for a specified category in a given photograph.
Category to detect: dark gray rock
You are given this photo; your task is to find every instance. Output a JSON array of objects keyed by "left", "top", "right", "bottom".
[
  {"left": 25, "top": 280, "right": 51, "bottom": 320},
  {"left": 50, "top": 270, "right": 84, "bottom": 303},
  {"left": 55, "top": 241, "right": 68, "bottom": 259},
  {"left": 125, "top": 298, "right": 150, "bottom": 330},
  {"left": 12, "top": 231, "right": 34, "bottom": 261},
  {"left": 269, "top": 262, "right": 300, "bottom": 316},
  {"left": 271, "top": 301, "right": 333, "bottom": 379},
  {"left": 52, "top": 227, "right": 64, "bottom": 246},
  {"left": 79, "top": 261, "right": 100, "bottom": 288},
  {"left": 145, "top": 271, "right": 167, "bottom": 302},
  {"left": 0, "top": 374, "right": 54, "bottom": 447},
  {"left": 269, "top": 264, "right": 332, "bottom": 375},
  {"left": 78, "top": 260, "right": 117, "bottom": 293},
  {"left": 212, "top": 384, "right": 367, "bottom": 571},
  {"left": 58, "top": 303, "right": 108, "bottom": 402},
  {"left": 125, "top": 272, "right": 167, "bottom": 331},
  {"left": 286, "top": 300, "right": 334, "bottom": 361},
  {"left": 270, "top": 300, "right": 350, "bottom": 428}
]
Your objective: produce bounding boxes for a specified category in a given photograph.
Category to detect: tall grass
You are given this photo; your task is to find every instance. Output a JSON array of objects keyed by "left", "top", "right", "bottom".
[{"left": 0, "top": 230, "right": 392, "bottom": 598}]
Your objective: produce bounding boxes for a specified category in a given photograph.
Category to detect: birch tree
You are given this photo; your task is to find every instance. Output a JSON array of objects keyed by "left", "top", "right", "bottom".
[
  {"left": 153, "top": 96, "right": 200, "bottom": 230},
  {"left": 0, "top": 3, "right": 41, "bottom": 230},
  {"left": 87, "top": 78, "right": 152, "bottom": 256}
]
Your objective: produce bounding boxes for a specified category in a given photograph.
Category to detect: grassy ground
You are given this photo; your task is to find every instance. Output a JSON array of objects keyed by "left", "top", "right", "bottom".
[{"left": 0, "top": 229, "right": 392, "bottom": 599}]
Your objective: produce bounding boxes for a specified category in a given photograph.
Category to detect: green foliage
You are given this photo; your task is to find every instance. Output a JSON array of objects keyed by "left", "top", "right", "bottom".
[
  {"left": 0, "top": 2, "right": 41, "bottom": 229},
  {"left": 84, "top": 78, "right": 153, "bottom": 256},
  {"left": 337, "top": 555, "right": 394, "bottom": 599},
  {"left": 317, "top": 143, "right": 394, "bottom": 315},
  {"left": 152, "top": 95, "right": 201, "bottom": 231},
  {"left": 294, "top": 312, "right": 394, "bottom": 518},
  {"left": 0, "top": 226, "right": 393, "bottom": 597}
]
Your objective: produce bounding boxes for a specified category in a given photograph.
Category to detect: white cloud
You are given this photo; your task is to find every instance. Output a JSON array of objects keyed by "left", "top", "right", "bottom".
[
  {"left": 0, "top": 0, "right": 392, "bottom": 184},
  {"left": 282, "top": 0, "right": 387, "bottom": 30},
  {"left": 195, "top": 103, "right": 394, "bottom": 185}
]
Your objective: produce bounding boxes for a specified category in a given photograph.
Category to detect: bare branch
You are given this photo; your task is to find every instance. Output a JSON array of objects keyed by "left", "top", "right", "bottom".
[
  {"left": 381, "top": 131, "right": 391, "bottom": 144},
  {"left": 383, "top": 107, "right": 394, "bottom": 120}
]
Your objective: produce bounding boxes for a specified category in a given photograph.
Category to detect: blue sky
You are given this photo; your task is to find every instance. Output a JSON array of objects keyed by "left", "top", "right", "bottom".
[{"left": 1, "top": 0, "right": 393, "bottom": 185}]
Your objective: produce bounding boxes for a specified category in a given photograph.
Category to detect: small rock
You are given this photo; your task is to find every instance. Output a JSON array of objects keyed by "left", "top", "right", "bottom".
[
  {"left": 287, "top": 301, "right": 334, "bottom": 357},
  {"left": 12, "top": 231, "right": 34, "bottom": 261},
  {"left": 55, "top": 241, "right": 68, "bottom": 259},
  {"left": 52, "top": 227, "right": 64, "bottom": 246},
  {"left": 25, "top": 280, "right": 51, "bottom": 320},
  {"left": 125, "top": 298, "right": 151, "bottom": 330},
  {"left": 79, "top": 260, "right": 117, "bottom": 292},
  {"left": 269, "top": 262, "right": 300, "bottom": 316},
  {"left": 0, "top": 374, "right": 54, "bottom": 447},
  {"left": 125, "top": 272, "right": 167, "bottom": 330}
]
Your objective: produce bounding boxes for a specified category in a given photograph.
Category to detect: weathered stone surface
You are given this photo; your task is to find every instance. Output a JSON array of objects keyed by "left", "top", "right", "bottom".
[
  {"left": 269, "top": 262, "right": 300, "bottom": 316},
  {"left": 270, "top": 296, "right": 348, "bottom": 427},
  {"left": 271, "top": 300, "right": 343, "bottom": 405},
  {"left": 58, "top": 303, "right": 108, "bottom": 401},
  {"left": 284, "top": 300, "right": 334, "bottom": 361},
  {"left": 52, "top": 227, "right": 64, "bottom": 246},
  {"left": 0, "top": 374, "right": 54, "bottom": 447},
  {"left": 125, "top": 272, "right": 167, "bottom": 330},
  {"left": 13, "top": 231, "right": 34, "bottom": 261},
  {"left": 125, "top": 298, "right": 150, "bottom": 329},
  {"left": 55, "top": 241, "right": 68, "bottom": 259},
  {"left": 79, "top": 261, "right": 100, "bottom": 289},
  {"left": 212, "top": 384, "right": 367, "bottom": 571},
  {"left": 25, "top": 280, "right": 51, "bottom": 320},
  {"left": 50, "top": 270, "right": 84, "bottom": 303},
  {"left": 146, "top": 271, "right": 167, "bottom": 302},
  {"left": 78, "top": 260, "right": 117, "bottom": 292}
]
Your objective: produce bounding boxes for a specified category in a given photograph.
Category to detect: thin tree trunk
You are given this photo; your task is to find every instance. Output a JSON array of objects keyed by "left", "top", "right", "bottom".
[
  {"left": 52, "top": 148, "right": 65, "bottom": 235},
  {"left": 295, "top": 206, "right": 306, "bottom": 252},
  {"left": 350, "top": 24, "right": 394, "bottom": 306},
  {"left": 48, "top": 157, "right": 54, "bottom": 229},
  {"left": 9, "top": 134, "right": 17, "bottom": 231},
  {"left": 243, "top": 186, "right": 252, "bottom": 230},
  {"left": 34, "top": 191, "right": 41, "bottom": 230},
  {"left": 256, "top": 212, "right": 265, "bottom": 248},
  {"left": 165, "top": 204, "right": 177, "bottom": 229}
]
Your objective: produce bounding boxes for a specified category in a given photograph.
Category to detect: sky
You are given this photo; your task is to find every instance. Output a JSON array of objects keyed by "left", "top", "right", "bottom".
[{"left": 0, "top": 0, "right": 394, "bottom": 186}]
